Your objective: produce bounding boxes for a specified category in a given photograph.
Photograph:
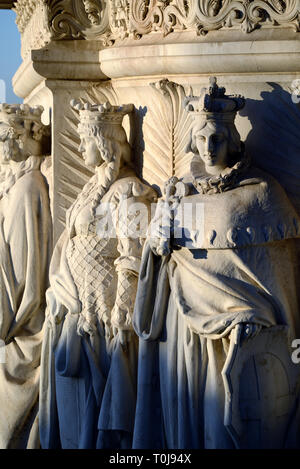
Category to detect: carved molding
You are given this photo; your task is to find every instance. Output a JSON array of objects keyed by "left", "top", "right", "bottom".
[
  {"left": 13, "top": 0, "right": 300, "bottom": 55},
  {"left": 49, "top": 0, "right": 109, "bottom": 40},
  {"left": 108, "top": 0, "right": 300, "bottom": 40},
  {"left": 13, "top": 0, "right": 51, "bottom": 58},
  {"left": 13, "top": 0, "right": 109, "bottom": 58}
]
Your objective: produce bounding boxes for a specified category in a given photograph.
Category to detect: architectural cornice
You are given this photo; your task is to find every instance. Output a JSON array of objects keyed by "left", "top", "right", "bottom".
[
  {"left": 12, "top": 40, "right": 107, "bottom": 98},
  {"left": 11, "top": 0, "right": 300, "bottom": 95},
  {"left": 100, "top": 38, "right": 300, "bottom": 78},
  {"left": 120, "top": 0, "right": 300, "bottom": 39},
  {"left": 12, "top": 0, "right": 300, "bottom": 51}
]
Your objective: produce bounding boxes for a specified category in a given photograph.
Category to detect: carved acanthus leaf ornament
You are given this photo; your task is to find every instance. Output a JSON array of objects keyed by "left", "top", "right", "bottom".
[
  {"left": 13, "top": 0, "right": 300, "bottom": 51},
  {"left": 118, "top": 0, "right": 300, "bottom": 39},
  {"left": 13, "top": 0, "right": 109, "bottom": 43}
]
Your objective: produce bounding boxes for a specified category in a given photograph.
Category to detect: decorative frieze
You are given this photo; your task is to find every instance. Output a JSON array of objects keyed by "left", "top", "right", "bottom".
[
  {"left": 114, "top": 0, "right": 300, "bottom": 39},
  {"left": 13, "top": 0, "right": 51, "bottom": 58},
  {"left": 12, "top": 0, "right": 300, "bottom": 57},
  {"left": 13, "top": 0, "right": 109, "bottom": 58}
]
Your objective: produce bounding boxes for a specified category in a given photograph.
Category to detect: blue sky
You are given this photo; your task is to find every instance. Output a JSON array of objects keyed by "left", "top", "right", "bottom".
[{"left": 0, "top": 10, "right": 22, "bottom": 103}]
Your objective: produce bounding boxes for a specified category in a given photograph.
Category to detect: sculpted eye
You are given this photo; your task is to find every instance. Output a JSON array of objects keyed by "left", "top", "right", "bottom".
[{"left": 197, "top": 135, "right": 206, "bottom": 142}]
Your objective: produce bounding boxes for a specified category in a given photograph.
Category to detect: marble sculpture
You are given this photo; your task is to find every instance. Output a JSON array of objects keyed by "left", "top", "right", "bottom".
[
  {"left": 39, "top": 100, "right": 156, "bottom": 449},
  {"left": 0, "top": 103, "right": 52, "bottom": 448}
]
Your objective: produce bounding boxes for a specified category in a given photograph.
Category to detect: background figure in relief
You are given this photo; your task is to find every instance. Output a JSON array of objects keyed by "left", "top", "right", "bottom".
[
  {"left": 39, "top": 100, "right": 156, "bottom": 449},
  {"left": 0, "top": 103, "right": 52, "bottom": 448}
]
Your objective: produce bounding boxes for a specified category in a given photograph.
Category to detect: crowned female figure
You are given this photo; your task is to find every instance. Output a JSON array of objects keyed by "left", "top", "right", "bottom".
[
  {"left": 0, "top": 104, "right": 52, "bottom": 448},
  {"left": 39, "top": 101, "right": 156, "bottom": 449},
  {"left": 132, "top": 78, "right": 300, "bottom": 449}
]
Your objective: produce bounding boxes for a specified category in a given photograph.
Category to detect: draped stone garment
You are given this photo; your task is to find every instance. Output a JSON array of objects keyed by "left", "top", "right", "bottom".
[
  {"left": 132, "top": 168, "right": 300, "bottom": 449},
  {"left": 39, "top": 174, "right": 155, "bottom": 449},
  {"left": 0, "top": 164, "right": 52, "bottom": 448}
]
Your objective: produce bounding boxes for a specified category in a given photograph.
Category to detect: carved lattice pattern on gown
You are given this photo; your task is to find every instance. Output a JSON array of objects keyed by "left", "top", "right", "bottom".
[{"left": 66, "top": 232, "right": 118, "bottom": 325}]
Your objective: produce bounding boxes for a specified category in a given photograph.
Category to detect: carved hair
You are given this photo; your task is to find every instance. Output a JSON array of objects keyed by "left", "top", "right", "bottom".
[
  {"left": 0, "top": 120, "right": 51, "bottom": 158},
  {"left": 79, "top": 122, "right": 131, "bottom": 166},
  {"left": 0, "top": 123, "right": 23, "bottom": 164},
  {"left": 28, "top": 121, "right": 51, "bottom": 156},
  {"left": 0, "top": 138, "right": 15, "bottom": 163},
  {"left": 0, "top": 122, "right": 23, "bottom": 142}
]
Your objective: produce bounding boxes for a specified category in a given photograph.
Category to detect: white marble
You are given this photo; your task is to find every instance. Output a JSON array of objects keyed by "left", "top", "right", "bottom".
[
  {"left": 133, "top": 78, "right": 300, "bottom": 449},
  {"left": 3, "top": 0, "right": 300, "bottom": 450},
  {"left": 0, "top": 104, "right": 52, "bottom": 448},
  {"left": 39, "top": 99, "right": 156, "bottom": 449}
]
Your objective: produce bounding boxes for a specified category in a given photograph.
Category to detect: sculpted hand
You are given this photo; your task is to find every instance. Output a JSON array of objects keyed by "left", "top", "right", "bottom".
[
  {"left": 112, "top": 326, "right": 134, "bottom": 348},
  {"left": 151, "top": 238, "right": 171, "bottom": 257},
  {"left": 148, "top": 200, "right": 172, "bottom": 256}
]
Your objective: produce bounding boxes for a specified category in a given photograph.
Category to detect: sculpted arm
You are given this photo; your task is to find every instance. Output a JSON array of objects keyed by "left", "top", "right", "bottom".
[{"left": 111, "top": 195, "right": 153, "bottom": 345}]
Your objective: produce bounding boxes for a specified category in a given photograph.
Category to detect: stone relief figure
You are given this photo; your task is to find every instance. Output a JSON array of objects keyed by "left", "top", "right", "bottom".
[
  {"left": 39, "top": 100, "right": 156, "bottom": 449},
  {"left": 114, "top": 0, "right": 129, "bottom": 34},
  {"left": 0, "top": 103, "right": 52, "bottom": 449},
  {"left": 132, "top": 78, "right": 300, "bottom": 449},
  {"left": 82, "top": 0, "right": 102, "bottom": 25}
]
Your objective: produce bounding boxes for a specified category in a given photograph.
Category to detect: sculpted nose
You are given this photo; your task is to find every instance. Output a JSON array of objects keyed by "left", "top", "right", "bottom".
[{"left": 206, "top": 136, "right": 214, "bottom": 154}]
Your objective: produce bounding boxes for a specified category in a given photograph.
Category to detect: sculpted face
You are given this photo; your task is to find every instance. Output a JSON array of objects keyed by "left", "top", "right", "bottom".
[
  {"left": 194, "top": 121, "right": 229, "bottom": 175},
  {"left": 78, "top": 135, "right": 103, "bottom": 168}
]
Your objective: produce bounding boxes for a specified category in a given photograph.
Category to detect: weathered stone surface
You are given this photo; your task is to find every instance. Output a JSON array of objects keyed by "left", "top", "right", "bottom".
[
  {"left": 39, "top": 98, "right": 156, "bottom": 449},
  {"left": 0, "top": 104, "right": 52, "bottom": 449},
  {"left": 2, "top": 0, "right": 300, "bottom": 450},
  {"left": 133, "top": 79, "right": 300, "bottom": 449}
]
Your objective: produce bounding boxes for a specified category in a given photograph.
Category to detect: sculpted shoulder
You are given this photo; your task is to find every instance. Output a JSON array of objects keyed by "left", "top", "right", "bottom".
[
  {"left": 176, "top": 166, "right": 300, "bottom": 249},
  {"left": 107, "top": 174, "right": 157, "bottom": 204},
  {"left": 13, "top": 169, "right": 49, "bottom": 198},
  {"left": 235, "top": 166, "right": 297, "bottom": 215}
]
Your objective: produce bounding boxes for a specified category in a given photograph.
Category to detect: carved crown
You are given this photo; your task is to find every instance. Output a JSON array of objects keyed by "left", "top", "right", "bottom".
[
  {"left": 70, "top": 100, "right": 134, "bottom": 128},
  {"left": 184, "top": 77, "right": 245, "bottom": 123},
  {"left": 0, "top": 103, "right": 44, "bottom": 126}
]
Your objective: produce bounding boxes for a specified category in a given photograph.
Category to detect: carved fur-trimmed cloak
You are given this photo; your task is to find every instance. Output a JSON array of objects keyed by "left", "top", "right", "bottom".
[{"left": 132, "top": 167, "right": 300, "bottom": 449}]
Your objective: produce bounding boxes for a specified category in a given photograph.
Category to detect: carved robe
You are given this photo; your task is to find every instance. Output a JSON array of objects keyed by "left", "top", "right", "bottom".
[
  {"left": 39, "top": 168, "right": 155, "bottom": 449},
  {"left": 0, "top": 156, "right": 52, "bottom": 448},
  {"left": 132, "top": 167, "right": 300, "bottom": 449}
]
